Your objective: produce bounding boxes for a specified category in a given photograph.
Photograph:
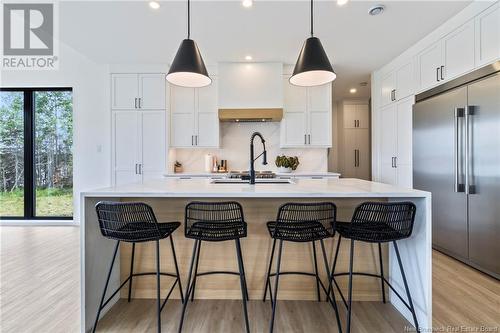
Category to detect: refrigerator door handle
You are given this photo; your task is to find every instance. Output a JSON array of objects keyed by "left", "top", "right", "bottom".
[
  {"left": 465, "top": 106, "right": 475, "bottom": 194},
  {"left": 454, "top": 107, "right": 465, "bottom": 192}
]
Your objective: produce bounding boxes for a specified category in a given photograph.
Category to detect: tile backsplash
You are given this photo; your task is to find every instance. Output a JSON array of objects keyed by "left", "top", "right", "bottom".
[{"left": 169, "top": 122, "right": 328, "bottom": 173}]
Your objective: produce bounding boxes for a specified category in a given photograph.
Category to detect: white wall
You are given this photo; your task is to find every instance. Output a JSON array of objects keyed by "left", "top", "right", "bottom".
[
  {"left": 171, "top": 122, "right": 328, "bottom": 173},
  {"left": 0, "top": 43, "right": 110, "bottom": 223}
]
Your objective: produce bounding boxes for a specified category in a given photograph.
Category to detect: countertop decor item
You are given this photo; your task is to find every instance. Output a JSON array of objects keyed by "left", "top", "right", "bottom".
[
  {"left": 166, "top": 0, "right": 211, "bottom": 88},
  {"left": 289, "top": 0, "right": 336, "bottom": 87},
  {"left": 275, "top": 155, "right": 299, "bottom": 173},
  {"left": 174, "top": 161, "right": 183, "bottom": 173}
]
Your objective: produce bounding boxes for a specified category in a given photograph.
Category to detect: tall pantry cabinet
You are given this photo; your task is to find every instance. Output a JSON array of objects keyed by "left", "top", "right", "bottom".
[
  {"left": 111, "top": 73, "right": 167, "bottom": 185},
  {"left": 339, "top": 101, "right": 371, "bottom": 180}
]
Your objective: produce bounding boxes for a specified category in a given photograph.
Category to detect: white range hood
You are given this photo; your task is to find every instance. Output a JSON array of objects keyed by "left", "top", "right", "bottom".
[{"left": 218, "top": 62, "right": 283, "bottom": 122}]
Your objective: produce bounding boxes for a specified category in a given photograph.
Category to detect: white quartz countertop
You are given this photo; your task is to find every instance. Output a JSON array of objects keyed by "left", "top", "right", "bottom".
[
  {"left": 163, "top": 172, "right": 341, "bottom": 177},
  {"left": 81, "top": 178, "right": 429, "bottom": 198}
]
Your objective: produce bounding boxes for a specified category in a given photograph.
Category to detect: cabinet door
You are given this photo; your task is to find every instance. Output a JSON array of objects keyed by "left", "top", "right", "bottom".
[
  {"left": 396, "top": 164, "right": 413, "bottom": 188},
  {"left": 381, "top": 72, "right": 396, "bottom": 106},
  {"left": 197, "top": 77, "right": 217, "bottom": 114},
  {"left": 417, "top": 42, "right": 442, "bottom": 91},
  {"left": 113, "top": 112, "right": 140, "bottom": 185},
  {"left": 111, "top": 74, "right": 138, "bottom": 110},
  {"left": 396, "top": 98, "right": 413, "bottom": 166},
  {"left": 197, "top": 112, "right": 219, "bottom": 147},
  {"left": 379, "top": 104, "right": 397, "bottom": 185},
  {"left": 171, "top": 113, "right": 195, "bottom": 147},
  {"left": 140, "top": 111, "right": 166, "bottom": 181},
  {"left": 309, "top": 111, "right": 331, "bottom": 147},
  {"left": 308, "top": 83, "right": 331, "bottom": 112},
  {"left": 342, "top": 129, "right": 358, "bottom": 178},
  {"left": 396, "top": 62, "right": 414, "bottom": 100},
  {"left": 138, "top": 74, "right": 166, "bottom": 109},
  {"left": 356, "top": 104, "right": 370, "bottom": 129},
  {"left": 281, "top": 111, "right": 307, "bottom": 147},
  {"left": 343, "top": 104, "right": 357, "bottom": 129},
  {"left": 443, "top": 21, "right": 475, "bottom": 81},
  {"left": 282, "top": 78, "right": 307, "bottom": 147},
  {"left": 170, "top": 85, "right": 195, "bottom": 148},
  {"left": 475, "top": 3, "right": 500, "bottom": 67},
  {"left": 356, "top": 129, "right": 371, "bottom": 180}
]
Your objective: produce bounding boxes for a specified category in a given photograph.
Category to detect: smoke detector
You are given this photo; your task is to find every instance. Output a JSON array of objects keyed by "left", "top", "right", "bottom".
[{"left": 368, "top": 4, "right": 385, "bottom": 16}]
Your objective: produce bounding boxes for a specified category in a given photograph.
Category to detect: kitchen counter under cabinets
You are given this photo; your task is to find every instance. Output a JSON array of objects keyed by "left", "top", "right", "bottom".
[{"left": 163, "top": 172, "right": 341, "bottom": 179}]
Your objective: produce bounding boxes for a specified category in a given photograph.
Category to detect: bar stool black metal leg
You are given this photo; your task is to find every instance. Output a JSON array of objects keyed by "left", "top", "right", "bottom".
[
  {"left": 269, "top": 240, "right": 283, "bottom": 333},
  {"left": 92, "top": 240, "right": 120, "bottom": 333},
  {"left": 346, "top": 239, "right": 355, "bottom": 333},
  {"left": 169, "top": 235, "right": 184, "bottom": 303},
  {"left": 235, "top": 239, "right": 250, "bottom": 333},
  {"left": 178, "top": 240, "right": 199, "bottom": 333},
  {"left": 127, "top": 243, "right": 136, "bottom": 302},
  {"left": 393, "top": 241, "right": 419, "bottom": 332},
  {"left": 263, "top": 238, "right": 276, "bottom": 302},
  {"left": 319, "top": 239, "right": 342, "bottom": 333},
  {"left": 327, "top": 235, "right": 342, "bottom": 301},
  {"left": 312, "top": 241, "right": 321, "bottom": 302},
  {"left": 239, "top": 246, "right": 250, "bottom": 302},
  {"left": 155, "top": 240, "right": 162, "bottom": 333},
  {"left": 378, "top": 243, "right": 386, "bottom": 304},
  {"left": 190, "top": 240, "right": 202, "bottom": 302}
]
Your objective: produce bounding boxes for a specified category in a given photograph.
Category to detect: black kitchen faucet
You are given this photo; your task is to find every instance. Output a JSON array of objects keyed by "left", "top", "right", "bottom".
[{"left": 249, "top": 132, "right": 267, "bottom": 184}]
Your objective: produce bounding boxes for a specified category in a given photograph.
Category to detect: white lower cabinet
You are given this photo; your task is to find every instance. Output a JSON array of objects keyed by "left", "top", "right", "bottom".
[
  {"left": 170, "top": 78, "right": 219, "bottom": 148},
  {"left": 379, "top": 97, "right": 413, "bottom": 188},
  {"left": 113, "top": 110, "right": 166, "bottom": 185}
]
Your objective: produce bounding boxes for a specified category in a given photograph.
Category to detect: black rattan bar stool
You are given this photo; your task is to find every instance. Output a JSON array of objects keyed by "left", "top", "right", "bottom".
[
  {"left": 93, "top": 201, "right": 184, "bottom": 333},
  {"left": 178, "top": 201, "right": 250, "bottom": 333},
  {"left": 263, "top": 202, "right": 342, "bottom": 333},
  {"left": 327, "top": 201, "right": 419, "bottom": 333}
]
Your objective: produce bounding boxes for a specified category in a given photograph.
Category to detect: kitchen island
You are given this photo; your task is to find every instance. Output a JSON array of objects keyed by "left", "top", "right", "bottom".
[{"left": 80, "top": 178, "right": 431, "bottom": 332}]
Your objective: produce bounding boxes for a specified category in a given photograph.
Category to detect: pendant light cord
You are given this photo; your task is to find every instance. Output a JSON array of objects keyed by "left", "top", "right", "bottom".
[
  {"left": 310, "top": 0, "right": 314, "bottom": 37},
  {"left": 187, "top": 0, "right": 191, "bottom": 39}
]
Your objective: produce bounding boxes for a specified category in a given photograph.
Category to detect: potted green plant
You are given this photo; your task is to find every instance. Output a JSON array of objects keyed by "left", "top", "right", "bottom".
[{"left": 275, "top": 155, "right": 299, "bottom": 173}]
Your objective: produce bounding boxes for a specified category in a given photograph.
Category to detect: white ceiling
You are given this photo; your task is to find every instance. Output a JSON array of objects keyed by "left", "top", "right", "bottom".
[{"left": 60, "top": 1, "right": 471, "bottom": 100}]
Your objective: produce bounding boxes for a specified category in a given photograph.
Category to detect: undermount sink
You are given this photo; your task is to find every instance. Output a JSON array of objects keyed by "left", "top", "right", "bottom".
[{"left": 210, "top": 178, "right": 293, "bottom": 184}]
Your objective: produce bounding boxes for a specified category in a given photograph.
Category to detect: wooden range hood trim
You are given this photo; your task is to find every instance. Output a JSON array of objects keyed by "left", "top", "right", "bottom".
[{"left": 218, "top": 108, "right": 283, "bottom": 122}]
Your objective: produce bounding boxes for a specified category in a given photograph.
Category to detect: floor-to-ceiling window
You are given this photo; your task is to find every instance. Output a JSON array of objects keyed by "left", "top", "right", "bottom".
[{"left": 0, "top": 88, "right": 73, "bottom": 220}]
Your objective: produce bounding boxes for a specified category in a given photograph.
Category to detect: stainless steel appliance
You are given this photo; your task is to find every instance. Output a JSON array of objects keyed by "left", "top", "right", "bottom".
[{"left": 413, "top": 62, "right": 500, "bottom": 279}]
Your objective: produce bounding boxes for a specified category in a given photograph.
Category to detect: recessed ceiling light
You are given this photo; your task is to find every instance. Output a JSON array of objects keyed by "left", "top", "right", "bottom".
[
  {"left": 149, "top": 1, "right": 160, "bottom": 10},
  {"left": 245, "top": 55, "right": 253, "bottom": 61},
  {"left": 350, "top": 88, "right": 357, "bottom": 94},
  {"left": 242, "top": 0, "right": 253, "bottom": 8},
  {"left": 337, "top": 0, "right": 348, "bottom": 6},
  {"left": 368, "top": 4, "right": 385, "bottom": 16}
]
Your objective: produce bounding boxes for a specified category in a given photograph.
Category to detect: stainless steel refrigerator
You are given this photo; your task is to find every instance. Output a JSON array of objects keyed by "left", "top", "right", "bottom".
[{"left": 413, "top": 62, "right": 500, "bottom": 279}]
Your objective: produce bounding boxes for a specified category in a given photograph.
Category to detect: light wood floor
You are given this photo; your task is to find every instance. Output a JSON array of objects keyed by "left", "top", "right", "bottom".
[{"left": 1, "top": 226, "right": 499, "bottom": 332}]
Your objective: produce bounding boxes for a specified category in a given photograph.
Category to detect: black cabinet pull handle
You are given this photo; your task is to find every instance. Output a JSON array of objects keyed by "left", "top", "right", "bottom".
[
  {"left": 440, "top": 65, "right": 444, "bottom": 81},
  {"left": 436, "top": 67, "right": 440, "bottom": 82}
]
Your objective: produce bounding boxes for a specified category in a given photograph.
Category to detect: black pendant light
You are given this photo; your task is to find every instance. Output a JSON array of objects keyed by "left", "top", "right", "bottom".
[
  {"left": 289, "top": 0, "right": 336, "bottom": 87},
  {"left": 167, "top": 0, "right": 211, "bottom": 88}
]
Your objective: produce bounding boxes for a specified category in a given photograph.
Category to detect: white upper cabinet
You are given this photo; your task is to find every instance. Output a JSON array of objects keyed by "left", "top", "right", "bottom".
[
  {"left": 170, "top": 78, "right": 219, "bottom": 148},
  {"left": 417, "top": 20, "right": 477, "bottom": 92},
  {"left": 112, "top": 73, "right": 166, "bottom": 110},
  {"left": 111, "top": 74, "right": 138, "bottom": 110},
  {"left": 416, "top": 42, "right": 443, "bottom": 90},
  {"left": 280, "top": 77, "right": 331, "bottom": 148},
  {"left": 138, "top": 74, "right": 166, "bottom": 109},
  {"left": 443, "top": 21, "right": 475, "bottom": 81},
  {"left": 475, "top": 3, "right": 500, "bottom": 67},
  {"left": 380, "top": 61, "right": 414, "bottom": 106}
]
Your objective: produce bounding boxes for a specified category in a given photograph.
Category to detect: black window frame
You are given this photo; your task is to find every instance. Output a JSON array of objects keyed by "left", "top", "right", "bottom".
[{"left": 0, "top": 87, "right": 73, "bottom": 220}]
